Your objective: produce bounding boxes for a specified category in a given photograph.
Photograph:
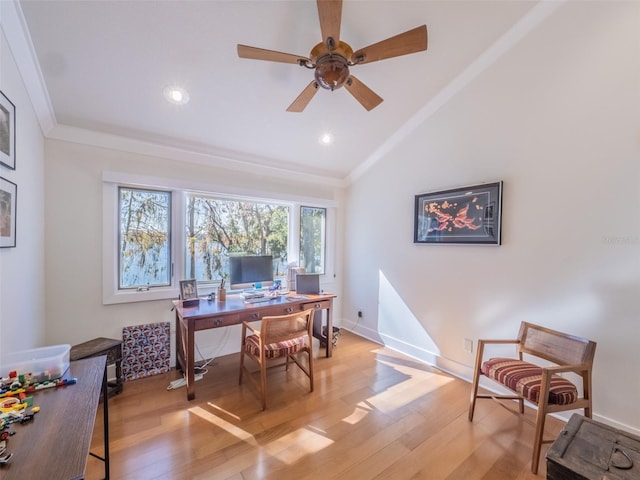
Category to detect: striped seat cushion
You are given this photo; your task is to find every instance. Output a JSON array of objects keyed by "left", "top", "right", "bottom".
[
  {"left": 481, "top": 357, "right": 578, "bottom": 405},
  {"left": 244, "top": 335, "right": 307, "bottom": 359}
]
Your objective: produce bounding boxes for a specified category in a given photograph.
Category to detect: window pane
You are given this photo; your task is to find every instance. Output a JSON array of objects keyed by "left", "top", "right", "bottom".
[
  {"left": 300, "top": 206, "right": 326, "bottom": 274},
  {"left": 119, "top": 188, "right": 171, "bottom": 289},
  {"left": 185, "top": 196, "right": 288, "bottom": 282}
]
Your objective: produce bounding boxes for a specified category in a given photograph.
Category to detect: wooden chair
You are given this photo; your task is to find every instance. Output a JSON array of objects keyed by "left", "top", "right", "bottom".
[
  {"left": 239, "top": 308, "right": 315, "bottom": 410},
  {"left": 468, "top": 322, "right": 596, "bottom": 474}
]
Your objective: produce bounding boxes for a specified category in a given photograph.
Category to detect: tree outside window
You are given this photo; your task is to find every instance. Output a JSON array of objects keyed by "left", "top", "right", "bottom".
[
  {"left": 119, "top": 187, "right": 171, "bottom": 289},
  {"left": 185, "top": 196, "right": 289, "bottom": 282},
  {"left": 300, "top": 206, "right": 325, "bottom": 274}
]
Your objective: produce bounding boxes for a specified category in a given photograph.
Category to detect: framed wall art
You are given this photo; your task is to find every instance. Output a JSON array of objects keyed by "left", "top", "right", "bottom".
[
  {"left": 0, "top": 176, "right": 17, "bottom": 248},
  {"left": 414, "top": 181, "right": 502, "bottom": 245},
  {"left": 0, "top": 91, "right": 16, "bottom": 170}
]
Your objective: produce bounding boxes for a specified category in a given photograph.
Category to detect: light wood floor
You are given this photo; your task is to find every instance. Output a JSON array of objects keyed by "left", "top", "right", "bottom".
[{"left": 86, "top": 331, "right": 563, "bottom": 480}]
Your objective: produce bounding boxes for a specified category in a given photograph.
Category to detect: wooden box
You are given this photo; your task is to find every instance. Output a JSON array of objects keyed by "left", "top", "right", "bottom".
[{"left": 547, "top": 414, "right": 640, "bottom": 480}]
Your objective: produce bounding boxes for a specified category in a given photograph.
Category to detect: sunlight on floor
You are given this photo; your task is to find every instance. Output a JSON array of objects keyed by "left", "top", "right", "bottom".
[
  {"left": 342, "top": 405, "right": 371, "bottom": 424},
  {"left": 187, "top": 328, "right": 456, "bottom": 468},
  {"left": 189, "top": 405, "right": 334, "bottom": 465},
  {"left": 206, "top": 401, "right": 241, "bottom": 421},
  {"left": 189, "top": 406, "right": 257, "bottom": 446},
  {"left": 263, "top": 427, "right": 334, "bottom": 463},
  {"left": 364, "top": 359, "right": 454, "bottom": 413}
]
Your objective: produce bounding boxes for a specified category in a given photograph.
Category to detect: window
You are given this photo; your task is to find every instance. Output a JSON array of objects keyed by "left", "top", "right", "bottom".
[
  {"left": 119, "top": 187, "right": 171, "bottom": 289},
  {"left": 103, "top": 172, "right": 334, "bottom": 305},
  {"left": 300, "top": 206, "right": 326, "bottom": 274},
  {"left": 185, "top": 195, "right": 289, "bottom": 282}
]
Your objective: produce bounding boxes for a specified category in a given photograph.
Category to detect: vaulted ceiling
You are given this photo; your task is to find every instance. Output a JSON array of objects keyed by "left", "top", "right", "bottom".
[{"left": 17, "top": 1, "right": 541, "bottom": 183}]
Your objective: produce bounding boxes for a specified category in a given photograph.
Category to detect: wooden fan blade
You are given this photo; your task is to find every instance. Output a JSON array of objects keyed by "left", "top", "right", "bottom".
[
  {"left": 317, "top": 0, "right": 342, "bottom": 50},
  {"left": 352, "top": 25, "right": 428, "bottom": 65},
  {"left": 344, "top": 75, "right": 383, "bottom": 111},
  {"left": 237, "top": 44, "right": 310, "bottom": 65},
  {"left": 287, "top": 81, "right": 320, "bottom": 112}
]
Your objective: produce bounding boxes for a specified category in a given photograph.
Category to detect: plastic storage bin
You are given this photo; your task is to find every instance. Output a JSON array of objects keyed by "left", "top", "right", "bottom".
[{"left": 0, "top": 344, "right": 71, "bottom": 382}]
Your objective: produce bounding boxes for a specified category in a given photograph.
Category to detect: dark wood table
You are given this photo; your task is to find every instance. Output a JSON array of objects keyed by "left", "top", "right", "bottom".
[
  {"left": 174, "top": 292, "right": 336, "bottom": 400},
  {"left": 1, "top": 356, "right": 109, "bottom": 480},
  {"left": 70, "top": 337, "right": 123, "bottom": 397}
]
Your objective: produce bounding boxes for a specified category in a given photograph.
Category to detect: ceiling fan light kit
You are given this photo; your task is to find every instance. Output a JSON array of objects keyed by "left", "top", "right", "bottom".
[
  {"left": 314, "top": 57, "right": 350, "bottom": 91},
  {"left": 237, "top": 0, "right": 428, "bottom": 112}
]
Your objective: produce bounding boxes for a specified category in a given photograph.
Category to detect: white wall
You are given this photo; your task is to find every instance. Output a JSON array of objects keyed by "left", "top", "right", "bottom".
[
  {"left": 0, "top": 23, "right": 46, "bottom": 355},
  {"left": 343, "top": 1, "right": 640, "bottom": 433},
  {"left": 44, "top": 138, "right": 344, "bottom": 364}
]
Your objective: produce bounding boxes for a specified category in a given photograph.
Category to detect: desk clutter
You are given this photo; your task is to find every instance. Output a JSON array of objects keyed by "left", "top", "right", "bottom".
[
  {"left": 1, "top": 357, "right": 109, "bottom": 479},
  {"left": 0, "top": 342, "right": 72, "bottom": 465},
  {"left": 0, "top": 344, "right": 70, "bottom": 384},
  {"left": 0, "top": 344, "right": 74, "bottom": 465},
  {"left": 0, "top": 371, "right": 77, "bottom": 466}
]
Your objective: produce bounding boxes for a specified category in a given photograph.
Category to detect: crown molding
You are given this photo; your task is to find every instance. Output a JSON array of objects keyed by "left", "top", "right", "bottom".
[
  {"left": 3, "top": 0, "right": 347, "bottom": 189},
  {"left": 49, "top": 124, "right": 349, "bottom": 188},
  {"left": 1, "top": 0, "right": 56, "bottom": 135},
  {"left": 347, "top": 0, "right": 564, "bottom": 184}
]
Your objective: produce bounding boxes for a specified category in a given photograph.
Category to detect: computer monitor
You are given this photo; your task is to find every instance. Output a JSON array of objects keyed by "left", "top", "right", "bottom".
[{"left": 229, "top": 255, "right": 274, "bottom": 290}]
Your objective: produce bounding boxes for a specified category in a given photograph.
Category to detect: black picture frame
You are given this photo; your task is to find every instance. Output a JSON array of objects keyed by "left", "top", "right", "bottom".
[
  {"left": 180, "top": 279, "right": 198, "bottom": 299},
  {"left": 0, "top": 176, "right": 17, "bottom": 248},
  {"left": 414, "top": 181, "right": 502, "bottom": 245},
  {"left": 0, "top": 90, "right": 16, "bottom": 170}
]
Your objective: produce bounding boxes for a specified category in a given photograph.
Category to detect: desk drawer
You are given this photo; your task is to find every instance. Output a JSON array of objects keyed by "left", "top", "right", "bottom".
[
  {"left": 301, "top": 299, "right": 332, "bottom": 311},
  {"left": 238, "top": 303, "right": 309, "bottom": 323},
  {"left": 196, "top": 314, "right": 241, "bottom": 330}
]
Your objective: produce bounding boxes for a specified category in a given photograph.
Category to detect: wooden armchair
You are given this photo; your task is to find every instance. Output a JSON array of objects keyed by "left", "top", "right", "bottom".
[
  {"left": 468, "top": 322, "right": 596, "bottom": 474},
  {"left": 239, "top": 308, "right": 315, "bottom": 410}
]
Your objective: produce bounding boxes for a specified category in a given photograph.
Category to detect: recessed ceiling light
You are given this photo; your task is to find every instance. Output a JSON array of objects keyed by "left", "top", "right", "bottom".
[
  {"left": 163, "top": 86, "right": 190, "bottom": 105},
  {"left": 319, "top": 133, "right": 334, "bottom": 145}
]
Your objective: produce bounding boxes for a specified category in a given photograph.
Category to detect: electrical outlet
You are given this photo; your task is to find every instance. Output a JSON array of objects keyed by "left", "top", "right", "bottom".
[
  {"left": 357, "top": 310, "right": 363, "bottom": 318},
  {"left": 464, "top": 338, "right": 473, "bottom": 353}
]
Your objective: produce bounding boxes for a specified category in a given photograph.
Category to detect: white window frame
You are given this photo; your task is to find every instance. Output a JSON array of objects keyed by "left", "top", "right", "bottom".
[{"left": 102, "top": 171, "right": 336, "bottom": 305}]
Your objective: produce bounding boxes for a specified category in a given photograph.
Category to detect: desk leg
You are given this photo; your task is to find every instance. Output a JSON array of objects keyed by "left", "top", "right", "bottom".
[
  {"left": 102, "top": 365, "right": 110, "bottom": 480},
  {"left": 89, "top": 361, "right": 110, "bottom": 479},
  {"left": 312, "top": 307, "right": 334, "bottom": 358},
  {"left": 185, "top": 318, "right": 196, "bottom": 401},
  {"left": 175, "top": 312, "right": 196, "bottom": 401},
  {"left": 175, "top": 311, "right": 185, "bottom": 373},
  {"left": 326, "top": 306, "right": 333, "bottom": 358}
]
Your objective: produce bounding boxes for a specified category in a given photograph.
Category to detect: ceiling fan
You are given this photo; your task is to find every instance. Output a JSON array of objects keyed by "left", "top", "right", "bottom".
[{"left": 237, "top": 0, "right": 428, "bottom": 112}]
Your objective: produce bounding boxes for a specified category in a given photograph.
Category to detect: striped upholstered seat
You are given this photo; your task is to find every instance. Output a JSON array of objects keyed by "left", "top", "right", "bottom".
[
  {"left": 244, "top": 334, "right": 307, "bottom": 359},
  {"left": 481, "top": 357, "right": 578, "bottom": 405}
]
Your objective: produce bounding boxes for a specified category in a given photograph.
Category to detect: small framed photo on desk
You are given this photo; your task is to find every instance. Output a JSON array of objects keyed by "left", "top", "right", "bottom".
[{"left": 180, "top": 279, "right": 199, "bottom": 307}]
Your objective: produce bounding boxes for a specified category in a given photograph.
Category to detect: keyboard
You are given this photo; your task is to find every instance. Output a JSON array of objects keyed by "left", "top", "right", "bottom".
[{"left": 243, "top": 296, "right": 275, "bottom": 304}]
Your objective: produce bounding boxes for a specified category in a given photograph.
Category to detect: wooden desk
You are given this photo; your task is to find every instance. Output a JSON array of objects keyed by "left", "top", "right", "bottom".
[
  {"left": 174, "top": 292, "right": 336, "bottom": 400},
  {"left": 2, "top": 356, "right": 109, "bottom": 480}
]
